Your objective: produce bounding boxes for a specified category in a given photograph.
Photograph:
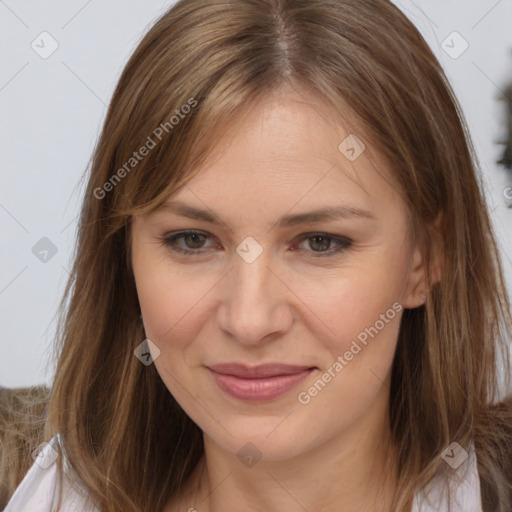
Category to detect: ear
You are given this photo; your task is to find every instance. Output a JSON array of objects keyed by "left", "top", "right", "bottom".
[{"left": 402, "top": 212, "right": 444, "bottom": 309}]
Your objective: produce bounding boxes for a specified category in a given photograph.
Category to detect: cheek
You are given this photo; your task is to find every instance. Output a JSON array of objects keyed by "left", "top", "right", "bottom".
[
  {"left": 293, "top": 276, "right": 403, "bottom": 421},
  {"left": 290, "top": 249, "right": 408, "bottom": 365},
  {"left": 314, "top": 285, "right": 402, "bottom": 363},
  {"left": 133, "top": 255, "right": 220, "bottom": 350}
]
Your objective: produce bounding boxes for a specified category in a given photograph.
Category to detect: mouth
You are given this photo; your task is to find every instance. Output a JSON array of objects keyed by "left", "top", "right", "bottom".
[{"left": 206, "top": 363, "right": 316, "bottom": 401}]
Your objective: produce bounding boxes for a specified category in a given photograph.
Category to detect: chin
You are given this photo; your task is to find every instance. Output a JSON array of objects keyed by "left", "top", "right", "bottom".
[{"left": 203, "top": 415, "right": 316, "bottom": 462}]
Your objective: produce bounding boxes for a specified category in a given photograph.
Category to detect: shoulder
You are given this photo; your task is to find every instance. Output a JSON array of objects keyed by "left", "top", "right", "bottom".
[
  {"left": 3, "top": 434, "right": 99, "bottom": 512},
  {"left": 3, "top": 435, "right": 60, "bottom": 511}
]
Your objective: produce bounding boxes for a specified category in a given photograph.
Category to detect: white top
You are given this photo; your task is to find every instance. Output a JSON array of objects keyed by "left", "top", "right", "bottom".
[{"left": 4, "top": 435, "right": 483, "bottom": 512}]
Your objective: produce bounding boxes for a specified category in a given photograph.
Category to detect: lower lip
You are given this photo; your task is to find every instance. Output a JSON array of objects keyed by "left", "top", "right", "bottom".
[{"left": 208, "top": 368, "right": 314, "bottom": 401}]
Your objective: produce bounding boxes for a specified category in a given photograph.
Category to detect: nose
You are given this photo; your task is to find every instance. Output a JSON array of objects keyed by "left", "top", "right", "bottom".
[{"left": 216, "top": 249, "right": 294, "bottom": 346}]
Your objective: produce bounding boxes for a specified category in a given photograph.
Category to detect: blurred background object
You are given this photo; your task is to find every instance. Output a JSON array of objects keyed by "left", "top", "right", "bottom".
[
  {"left": 0, "top": 385, "right": 50, "bottom": 510},
  {"left": 497, "top": 79, "right": 512, "bottom": 207}
]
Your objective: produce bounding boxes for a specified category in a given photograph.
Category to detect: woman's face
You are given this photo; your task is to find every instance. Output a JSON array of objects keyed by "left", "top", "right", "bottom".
[{"left": 131, "top": 90, "right": 427, "bottom": 461}]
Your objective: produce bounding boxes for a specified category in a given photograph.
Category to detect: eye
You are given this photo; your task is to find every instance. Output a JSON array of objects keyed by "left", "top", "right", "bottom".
[
  {"left": 292, "top": 232, "right": 352, "bottom": 257},
  {"left": 160, "top": 230, "right": 218, "bottom": 255},
  {"left": 158, "top": 230, "right": 352, "bottom": 258}
]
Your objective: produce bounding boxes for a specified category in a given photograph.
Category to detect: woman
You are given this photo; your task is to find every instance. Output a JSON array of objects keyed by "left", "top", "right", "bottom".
[{"left": 4, "top": 0, "right": 512, "bottom": 511}]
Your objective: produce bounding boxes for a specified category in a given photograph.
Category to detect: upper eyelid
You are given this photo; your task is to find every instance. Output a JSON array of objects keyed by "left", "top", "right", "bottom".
[
  {"left": 162, "top": 230, "right": 351, "bottom": 249},
  {"left": 163, "top": 229, "right": 348, "bottom": 240}
]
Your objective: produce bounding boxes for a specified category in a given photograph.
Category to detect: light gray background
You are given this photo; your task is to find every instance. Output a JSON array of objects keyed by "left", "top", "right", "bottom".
[{"left": 1, "top": 0, "right": 511, "bottom": 388}]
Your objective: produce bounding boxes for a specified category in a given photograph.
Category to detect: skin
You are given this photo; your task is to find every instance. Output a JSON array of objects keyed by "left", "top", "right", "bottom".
[{"left": 130, "top": 88, "right": 430, "bottom": 512}]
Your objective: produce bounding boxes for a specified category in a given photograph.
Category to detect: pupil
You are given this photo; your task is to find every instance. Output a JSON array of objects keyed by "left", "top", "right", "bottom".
[
  {"left": 187, "top": 234, "right": 204, "bottom": 248},
  {"left": 311, "top": 236, "right": 330, "bottom": 251}
]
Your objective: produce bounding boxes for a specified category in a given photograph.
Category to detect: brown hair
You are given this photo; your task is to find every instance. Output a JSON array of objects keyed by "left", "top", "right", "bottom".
[{"left": 40, "top": 0, "right": 512, "bottom": 511}]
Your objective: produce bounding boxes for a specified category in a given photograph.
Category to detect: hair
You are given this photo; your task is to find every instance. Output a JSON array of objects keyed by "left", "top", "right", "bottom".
[
  {"left": 0, "top": 385, "right": 50, "bottom": 508},
  {"left": 36, "top": 0, "right": 512, "bottom": 511}
]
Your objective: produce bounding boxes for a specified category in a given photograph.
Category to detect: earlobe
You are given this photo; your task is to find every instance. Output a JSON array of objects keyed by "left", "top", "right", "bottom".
[
  {"left": 402, "top": 245, "right": 429, "bottom": 309},
  {"left": 402, "top": 214, "right": 444, "bottom": 309}
]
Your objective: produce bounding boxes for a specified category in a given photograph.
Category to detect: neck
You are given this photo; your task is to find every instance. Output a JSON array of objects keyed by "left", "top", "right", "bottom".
[{"left": 188, "top": 387, "right": 399, "bottom": 512}]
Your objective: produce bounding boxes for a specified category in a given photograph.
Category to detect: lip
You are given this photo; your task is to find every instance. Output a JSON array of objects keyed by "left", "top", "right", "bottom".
[{"left": 207, "top": 363, "right": 316, "bottom": 401}]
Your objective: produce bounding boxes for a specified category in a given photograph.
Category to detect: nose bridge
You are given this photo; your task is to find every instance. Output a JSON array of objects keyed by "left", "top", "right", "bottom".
[
  {"left": 234, "top": 252, "right": 271, "bottom": 304},
  {"left": 218, "top": 249, "right": 292, "bottom": 344}
]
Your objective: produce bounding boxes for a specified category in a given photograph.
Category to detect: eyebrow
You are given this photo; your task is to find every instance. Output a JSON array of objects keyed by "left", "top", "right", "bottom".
[{"left": 155, "top": 200, "right": 376, "bottom": 228}]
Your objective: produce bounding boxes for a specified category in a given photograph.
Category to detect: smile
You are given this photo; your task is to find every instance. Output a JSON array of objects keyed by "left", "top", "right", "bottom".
[{"left": 207, "top": 363, "right": 316, "bottom": 401}]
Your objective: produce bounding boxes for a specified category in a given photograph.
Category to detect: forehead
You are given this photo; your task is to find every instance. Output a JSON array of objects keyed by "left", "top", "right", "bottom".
[{"left": 162, "top": 91, "right": 403, "bottom": 220}]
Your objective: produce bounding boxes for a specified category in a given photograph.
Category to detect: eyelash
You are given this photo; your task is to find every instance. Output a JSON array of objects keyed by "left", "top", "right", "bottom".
[{"left": 158, "top": 230, "right": 352, "bottom": 258}]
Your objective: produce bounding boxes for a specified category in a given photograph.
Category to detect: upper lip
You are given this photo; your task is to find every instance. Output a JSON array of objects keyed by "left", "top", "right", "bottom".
[{"left": 207, "top": 363, "right": 315, "bottom": 379}]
